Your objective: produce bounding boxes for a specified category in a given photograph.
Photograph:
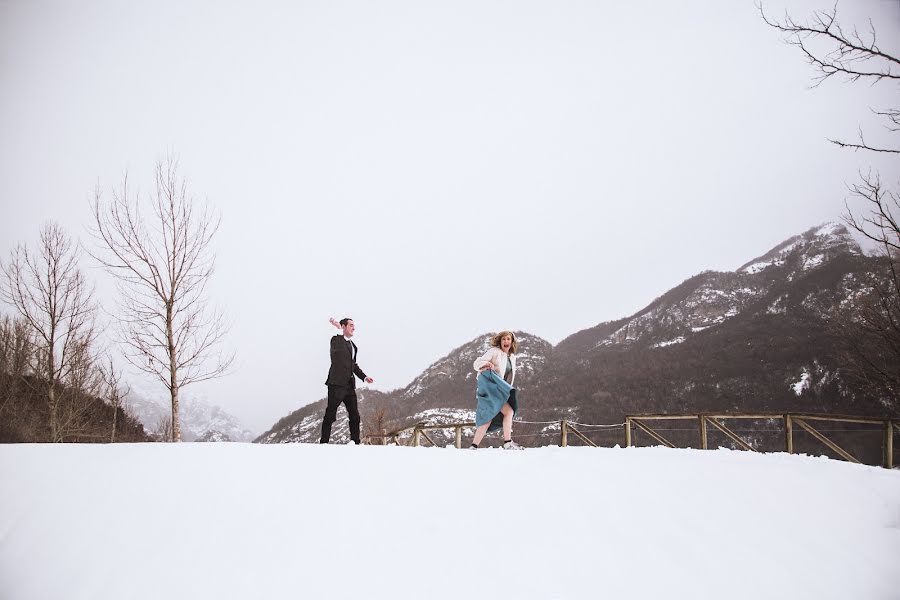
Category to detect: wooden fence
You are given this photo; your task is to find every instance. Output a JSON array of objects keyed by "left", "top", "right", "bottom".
[
  {"left": 364, "top": 412, "right": 899, "bottom": 469},
  {"left": 626, "top": 413, "right": 899, "bottom": 469}
]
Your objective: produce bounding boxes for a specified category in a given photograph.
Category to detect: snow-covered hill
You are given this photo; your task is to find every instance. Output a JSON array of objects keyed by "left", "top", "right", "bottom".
[{"left": 0, "top": 444, "right": 897, "bottom": 600}]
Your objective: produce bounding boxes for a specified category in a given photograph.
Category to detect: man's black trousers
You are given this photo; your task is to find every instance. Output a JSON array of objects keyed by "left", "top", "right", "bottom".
[{"left": 320, "top": 384, "right": 360, "bottom": 444}]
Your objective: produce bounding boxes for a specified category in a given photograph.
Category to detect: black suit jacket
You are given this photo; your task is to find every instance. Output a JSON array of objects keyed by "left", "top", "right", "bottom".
[{"left": 325, "top": 335, "right": 367, "bottom": 387}]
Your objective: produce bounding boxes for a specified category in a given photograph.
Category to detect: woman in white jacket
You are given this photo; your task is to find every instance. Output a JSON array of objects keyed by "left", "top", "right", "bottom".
[{"left": 470, "top": 331, "right": 522, "bottom": 449}]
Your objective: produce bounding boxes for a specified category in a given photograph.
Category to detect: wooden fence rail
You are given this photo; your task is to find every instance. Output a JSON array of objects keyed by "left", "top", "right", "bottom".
[{"left": 364, "top": 412, "right": 899, "bottom": 469}]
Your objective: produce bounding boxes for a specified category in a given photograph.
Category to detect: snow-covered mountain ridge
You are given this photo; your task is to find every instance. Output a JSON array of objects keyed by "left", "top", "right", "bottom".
[{"left": 595, "top": 222, "right": 861, "bottom": 350}]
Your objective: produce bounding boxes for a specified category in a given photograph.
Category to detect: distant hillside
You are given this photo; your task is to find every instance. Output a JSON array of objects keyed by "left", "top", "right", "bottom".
[{"left": 0, "top": 374, "right": 149, "bottom": 443}]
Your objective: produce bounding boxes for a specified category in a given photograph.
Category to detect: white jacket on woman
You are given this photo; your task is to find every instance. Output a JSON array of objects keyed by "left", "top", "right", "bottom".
[{"left": 473, "top": 347, "right": 516, "bottom": 386}]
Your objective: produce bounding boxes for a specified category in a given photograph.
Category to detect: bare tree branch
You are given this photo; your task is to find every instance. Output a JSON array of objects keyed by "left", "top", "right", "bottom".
[
  {"left": 760, "top": 1, "right": 899, "bottom": 155},
  {"left": 758, "top": 2, "right": 900, "bottom": 85}
]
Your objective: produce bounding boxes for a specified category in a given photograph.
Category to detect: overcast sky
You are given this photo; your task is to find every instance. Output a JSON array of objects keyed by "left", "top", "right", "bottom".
[{"left": 1, "top": 0, "right": 898, "bottom": 434}]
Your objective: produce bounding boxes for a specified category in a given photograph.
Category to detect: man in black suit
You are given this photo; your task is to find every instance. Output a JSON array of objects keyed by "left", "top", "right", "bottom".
[{"left": 320, "top": 317, "right": 374, "bottom": 444}]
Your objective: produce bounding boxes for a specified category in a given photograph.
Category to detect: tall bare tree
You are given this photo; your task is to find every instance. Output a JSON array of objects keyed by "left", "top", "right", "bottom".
[
  {"left": 760, "top": 2, "right": 899, "bottom": 401},
  {"left": 91, "top": 157, "right": 233, "bottom": 441},
  {"left": 0, "top": 223, "right": 98, "bottom": 441}
]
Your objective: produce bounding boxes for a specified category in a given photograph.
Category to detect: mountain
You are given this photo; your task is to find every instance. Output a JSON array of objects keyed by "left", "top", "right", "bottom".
[
  {"left": 533, "top": 223, "right": 878, "bottom": 422},
  {"left": 556, "top": 223, "right": 860, "bottom": 354},
  {"left": 127, "top": 387, "right": 254, "bottom": 442},
  {"left": 258, "top": 222, "right": 897, "bottom": 450}
]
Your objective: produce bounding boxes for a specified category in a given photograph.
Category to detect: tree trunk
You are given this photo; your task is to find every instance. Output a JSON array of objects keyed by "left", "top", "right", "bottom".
[
  {"left": 48, "top": 383, "right": 58, "bottom": 443},
  {"left": 170, "top": 385, "right": 180, "bottom": 442},
  {"left": 47, "top": 338, "right": 59, "bottom": 442},
  {"left": 166, "top": 302, "right": 181, "bottom": 442},
  {"left": 110, "top": 403, "right": 118, "bottom": 443}
]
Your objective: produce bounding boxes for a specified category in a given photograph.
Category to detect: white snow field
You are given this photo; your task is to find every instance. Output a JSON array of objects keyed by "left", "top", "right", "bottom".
[{"left": 1, "top": 443, "right": 899, "bottom": 600}]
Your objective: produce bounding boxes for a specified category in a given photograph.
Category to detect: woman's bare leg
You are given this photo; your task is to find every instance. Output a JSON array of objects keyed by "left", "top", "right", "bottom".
[
  {"left": 500, "top": 403, "right": 514, "bottom": 441},
  {"left": 472, "top": 423, "right": 491, "bottom": 446}
]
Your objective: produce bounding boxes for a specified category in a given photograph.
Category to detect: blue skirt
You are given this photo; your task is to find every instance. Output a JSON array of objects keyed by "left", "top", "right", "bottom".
[{"left": 475, "top": 370, "right": 519, "bottom": 432}]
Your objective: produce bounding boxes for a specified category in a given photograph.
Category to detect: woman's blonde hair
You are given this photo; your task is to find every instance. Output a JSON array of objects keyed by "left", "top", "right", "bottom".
[{"left": 490, "top": 331, "right": 518, "bottom": 354}]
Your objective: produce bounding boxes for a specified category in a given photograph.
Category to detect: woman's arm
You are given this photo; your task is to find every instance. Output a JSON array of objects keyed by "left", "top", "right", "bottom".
[{"left": 473, "top": 347, "right": 498, "bottom": 373}]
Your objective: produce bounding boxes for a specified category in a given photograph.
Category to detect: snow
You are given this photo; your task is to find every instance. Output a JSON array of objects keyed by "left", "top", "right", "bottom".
[
  {"left": 802, "top": 253, "right": 825, "bottom": 271},
  {"left": 413, "top": 407, "right": 476, "bottom": 424},
  {"left": 792, "top": 371, "right": 811, "bottom": 395},
  {"left": 767, "top": 295, "right": 788, "bottom": 315},
  {"left": 815, "top": 222, "right": 843, "bottom": 237},
  {"left": 653, "top": 336, "right": 685, "bottom": 347},
  {"left": 742, "top": 260, "right": 774, "bottom": 274},
  {"left": 1, "top": 444, "right": 899, "bottom": 600}
]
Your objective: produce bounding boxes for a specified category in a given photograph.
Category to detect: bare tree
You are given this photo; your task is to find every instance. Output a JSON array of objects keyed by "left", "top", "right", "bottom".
[
  {"left": 0, "top": 223, "right": 98, "bottom": 442},
  {"left": 835, "top": 172, "right": 900, "bottom": 399},
  {"left": 98, "top": 356, "right": 131, "bottom": 442},
  {"left": 154, "top": 413, "right": 173, "bottom": 442},
  {"left": 91, "top": 156, "right": 233, "bottom": 441},
  {"left": 362, "top": 397, "right": 391, "bottom": 445},
  {"left": 761, "top": 2, "right": 899, "bottom": 402}
]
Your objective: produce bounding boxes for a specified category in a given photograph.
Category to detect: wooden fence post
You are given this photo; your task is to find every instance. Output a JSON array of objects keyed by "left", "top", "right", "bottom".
[
  {"left": 699, "top": 416, "right": 708, "bottom": 450},
  {"left": 561, "top": 420, "right": 568, "bottom": 447},
  {"left": 412, "top": 427, "right": 421, "bottom": 447},
  {"left": 785, "top": 414, "right": 793, "bottom": 454},
  {"left": 625, "top": 417, "right": 632, "bottom": 447},
  {"left": 885, "top": 420, "right": 894, "bottom": 470},
  {"left": 455, "top": 426, "right": 462, "bottom": 449}
]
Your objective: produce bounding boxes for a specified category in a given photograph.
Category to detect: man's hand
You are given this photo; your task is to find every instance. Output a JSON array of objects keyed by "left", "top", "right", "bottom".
[
  {"left": 365, "top": 377, "right": 374, "bottom": 384},
  {"left": 329, "top": 317, "right": 341, "bottom": 329}
]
